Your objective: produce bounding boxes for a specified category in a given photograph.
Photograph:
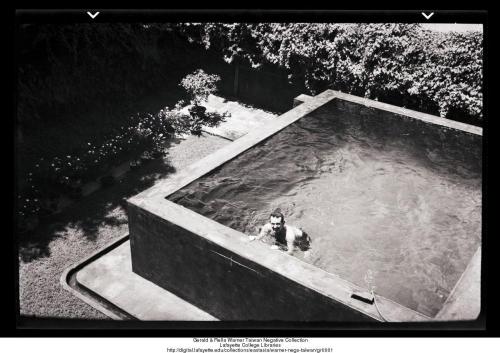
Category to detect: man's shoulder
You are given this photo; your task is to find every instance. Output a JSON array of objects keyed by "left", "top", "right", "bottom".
[{"left": 285, "top": 224, "right": 302, "bottom": 236}]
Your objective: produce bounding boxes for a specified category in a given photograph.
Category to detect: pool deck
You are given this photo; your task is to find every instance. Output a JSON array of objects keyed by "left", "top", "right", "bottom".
[
  {"left": 71, "top": 237, "right": 217, "bottom": 321},
  {"left": 200, "top": 95, "right": 278, "bottom": 140},
  {"left": 435, "top": 247, "right": 481, "bottom": 321},
  {"left": 62, "top": 90, "right": 482, "bottom": 322}
]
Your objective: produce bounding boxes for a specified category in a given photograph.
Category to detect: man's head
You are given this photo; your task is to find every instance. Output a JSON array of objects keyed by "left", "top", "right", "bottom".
[{"left": 269, "top": 208, "right": 285, "bottom": 232}]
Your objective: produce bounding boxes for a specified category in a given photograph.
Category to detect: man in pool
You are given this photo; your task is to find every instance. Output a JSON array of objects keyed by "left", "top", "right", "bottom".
[{"left": 248, "top": 209, "right": 311, "bottom": 254}]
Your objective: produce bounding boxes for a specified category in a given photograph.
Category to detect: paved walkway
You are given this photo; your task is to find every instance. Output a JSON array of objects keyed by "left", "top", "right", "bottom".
[{"left": 200, "top": 94, "right": 278, "bottom": 140}]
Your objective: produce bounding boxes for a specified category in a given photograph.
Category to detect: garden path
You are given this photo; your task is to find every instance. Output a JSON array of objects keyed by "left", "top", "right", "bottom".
[{"left": 199, "top": 94, "right": 277, "bottom": 140}]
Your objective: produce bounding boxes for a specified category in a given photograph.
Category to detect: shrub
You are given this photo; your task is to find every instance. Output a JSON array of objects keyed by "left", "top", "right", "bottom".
[
  {"left": 178, "top": 69, "right": 230, "bottom": 135},
  {"left": 180, "top": 69, "right": 221, "bottom": 105},
  {"left": 177, "top": 23, "right": 483, "bottom": 124}
]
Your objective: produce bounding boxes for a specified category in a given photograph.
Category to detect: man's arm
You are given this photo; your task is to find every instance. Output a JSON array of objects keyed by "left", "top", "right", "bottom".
[
  {"left": 285, "top": 226, "right": 303, "bottom": 254},
  {"left": 249, "top": 223, "right": 271, "bottom": 241}
]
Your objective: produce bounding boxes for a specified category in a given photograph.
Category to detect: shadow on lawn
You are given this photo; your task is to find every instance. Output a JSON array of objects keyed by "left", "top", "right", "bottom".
[{"left": 17, "top": 137, "right": 186, "bottom": 263}]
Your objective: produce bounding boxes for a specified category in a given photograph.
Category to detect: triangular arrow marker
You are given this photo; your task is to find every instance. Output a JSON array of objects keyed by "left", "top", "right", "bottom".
[
  {"left": 422, "top": 12, "right": 434, "bottom": 20},
  {"left": 87, "top": 11, "right": 100, "bottom": 19}
]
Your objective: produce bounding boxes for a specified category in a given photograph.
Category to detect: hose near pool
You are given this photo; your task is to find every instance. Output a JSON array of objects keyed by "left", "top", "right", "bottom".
[{"left": 371, "top": 289, "right": 389, "bottom": 322}]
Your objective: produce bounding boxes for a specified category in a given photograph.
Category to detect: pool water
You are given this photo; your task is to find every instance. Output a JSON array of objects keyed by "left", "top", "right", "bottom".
[{"left": 168, "top": 100, "right": 482, "bottom": 317}]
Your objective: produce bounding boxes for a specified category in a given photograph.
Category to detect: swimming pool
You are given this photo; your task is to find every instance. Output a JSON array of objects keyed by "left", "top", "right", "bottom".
[
  {"left": 167, "top": 99, "right": 481, "bottom": 317},
  {"left": 128, "top": 90, "right": 482, "bottom": 321}
]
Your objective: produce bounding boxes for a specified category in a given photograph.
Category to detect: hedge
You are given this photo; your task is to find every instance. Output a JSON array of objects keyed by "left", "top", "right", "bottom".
[{"left": 175, "top": 23, "right": 483, "bottom": 124}]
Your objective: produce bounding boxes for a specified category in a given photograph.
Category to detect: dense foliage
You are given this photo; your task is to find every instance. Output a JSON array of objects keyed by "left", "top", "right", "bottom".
[
  {"left": 18, "top": 23, "right": 171, "bottom": 128},
  {"left": 17, "top": 66, "right": 228, "bottom": 231},
  {"left": 180, "top": 69, "right": 221, "bottom": 104},
  {"left": 176, "top": 23, "right": 483, "bottom": 122},
  {"left": 17, "top": 23, "right": 231, "bottom": 231}
]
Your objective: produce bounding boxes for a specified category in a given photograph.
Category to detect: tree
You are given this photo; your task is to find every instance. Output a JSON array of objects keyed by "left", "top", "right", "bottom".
[{"left": 175, "top": 69, "right": 230, "bottom": 136}]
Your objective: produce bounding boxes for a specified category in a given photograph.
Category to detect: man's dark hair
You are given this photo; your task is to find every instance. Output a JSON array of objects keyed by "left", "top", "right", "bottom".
[{"left": 270, "top": 208, "right": 285, "bottom": 223}]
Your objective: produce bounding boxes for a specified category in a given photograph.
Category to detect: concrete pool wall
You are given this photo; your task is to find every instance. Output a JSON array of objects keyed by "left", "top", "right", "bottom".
[{"left": 127, "top": 89, "right": 482, "bottom": 321}]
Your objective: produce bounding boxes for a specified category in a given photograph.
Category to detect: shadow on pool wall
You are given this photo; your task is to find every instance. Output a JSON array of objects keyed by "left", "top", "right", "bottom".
[{"left": 127, "top": 89, "right": 482, "bottom": 322}]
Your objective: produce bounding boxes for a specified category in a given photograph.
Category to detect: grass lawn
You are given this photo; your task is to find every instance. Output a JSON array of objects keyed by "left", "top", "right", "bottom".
[{"left": 19, "top": 133, "right": 230, "bottom": 319}]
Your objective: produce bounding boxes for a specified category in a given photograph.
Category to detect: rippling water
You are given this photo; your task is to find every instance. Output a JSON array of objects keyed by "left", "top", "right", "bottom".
[{"left": 168, "top": 100, "right": 482, "bottom": 317}]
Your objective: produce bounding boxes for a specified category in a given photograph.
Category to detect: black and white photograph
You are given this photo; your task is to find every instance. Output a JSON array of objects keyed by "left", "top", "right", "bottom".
[{"left": 13, "top": 9, "right": 488, "bottom": 335}]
